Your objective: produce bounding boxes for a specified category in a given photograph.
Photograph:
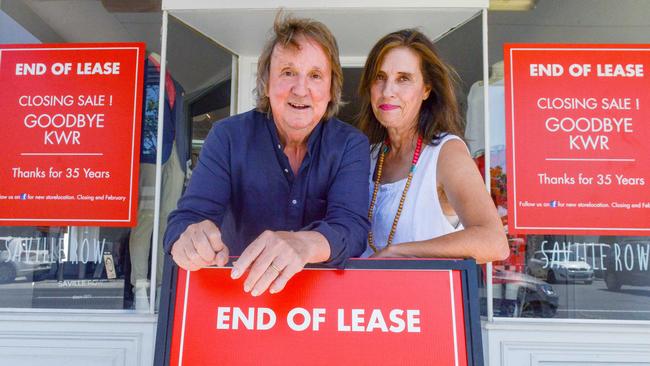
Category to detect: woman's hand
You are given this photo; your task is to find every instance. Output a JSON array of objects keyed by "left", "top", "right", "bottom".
[
  {"left": 370, "top": 244, "right": 408, "bottom": 258},
  {"left": 370, "top": 246, "right": 391, "bottom": 258}
]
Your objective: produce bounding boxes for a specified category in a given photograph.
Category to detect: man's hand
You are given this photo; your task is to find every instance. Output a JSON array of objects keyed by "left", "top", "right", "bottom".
[
  {"left": 231, "top": 230, "right": 329, "bottom": 296},
  {"left": 170, "top": 220, "right": 229, "bottom": 271}
]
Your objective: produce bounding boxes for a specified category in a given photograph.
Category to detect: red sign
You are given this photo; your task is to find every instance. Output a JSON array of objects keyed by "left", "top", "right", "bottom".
[
  {"left": 505, "top": 44, "right": 650, "bottom": 235},
  {"left": 165, "top": 261, "right": 480, "bottom": 366},
  {"left": 0, "top": 43, "right": 144, "bottom": 226}
]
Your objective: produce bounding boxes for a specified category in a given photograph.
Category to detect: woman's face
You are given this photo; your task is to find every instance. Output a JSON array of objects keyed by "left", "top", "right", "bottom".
[{"left": 370, "top": 47, "right": 431, "bottom": 133}]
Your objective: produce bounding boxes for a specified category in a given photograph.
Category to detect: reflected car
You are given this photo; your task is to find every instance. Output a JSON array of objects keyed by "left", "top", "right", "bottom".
[
  {"left": 567, "top": 243, "right": 611, "bottom": 279},
  {"left": 527, "top": 250, "right": 594, "bottom": 284},
  {"left": 603, "top": 238, "right": 650, "bottom": 291},
  {"left": 492, "top": 268, "right": 559, "bottom": 318},
  {"left": 0, "top": 237, "right": 52, "bottom": 283}
]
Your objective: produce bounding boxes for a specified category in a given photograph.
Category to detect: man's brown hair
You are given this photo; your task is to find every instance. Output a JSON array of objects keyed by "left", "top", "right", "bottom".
[{"left": 255, "top": 12, "right": 343, "bottom": 121}]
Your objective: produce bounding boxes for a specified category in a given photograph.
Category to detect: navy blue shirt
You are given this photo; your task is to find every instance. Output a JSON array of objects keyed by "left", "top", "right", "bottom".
[{"left": 164, "top": 110, "right": 370, "bottom": 266}]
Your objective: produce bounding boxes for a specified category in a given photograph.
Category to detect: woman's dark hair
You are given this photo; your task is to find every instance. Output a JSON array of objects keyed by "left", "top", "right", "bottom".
[{"left": 357, "top": 29, "right": 463, "bottom": 146}]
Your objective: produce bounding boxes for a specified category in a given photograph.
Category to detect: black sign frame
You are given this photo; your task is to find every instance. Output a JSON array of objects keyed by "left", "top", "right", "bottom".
[{"left": 155, "top": 257, "right": 484, "bottom": 366}]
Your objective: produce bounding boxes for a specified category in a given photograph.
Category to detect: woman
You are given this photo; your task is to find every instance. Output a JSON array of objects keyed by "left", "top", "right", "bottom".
[{"left": 358, "top": 29, "right": 509, "bottom": 263}]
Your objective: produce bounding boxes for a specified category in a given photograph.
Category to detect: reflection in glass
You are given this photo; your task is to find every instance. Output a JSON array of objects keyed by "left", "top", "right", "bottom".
[
  {"left": 492, "top": 235, "right": 650, "bottom": 320},
  {"left": 0, "top": 226, "right": 131, "bottom": 309},
  {"left": 492, "top": 267, "right": 558, "bottom": 318},
  {"left": 466, "top": 54, "right": 650, "bottom": 321}
]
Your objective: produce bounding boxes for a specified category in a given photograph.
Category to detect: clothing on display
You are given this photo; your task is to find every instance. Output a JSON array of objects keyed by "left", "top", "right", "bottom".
[
  {"left": 362, "top": 135, "right": 464, "bottom": 258},
  {"left": 140, "top": 54, "right": 190, "bottom": 171},
  {"left": 465, "top": 62, "right": 519, "bottom": 277},
  {"left": 129, "top": 145, "right": 184, "bottom": 308},
  {"left": 465, "top": 61, "right": 508, "bottom": 230},
  {"left": 465, "top": 61, "right": 506, "bottom": 167},
  {"left": 128, "top": 54, "right": 188, "bottom": 308}
]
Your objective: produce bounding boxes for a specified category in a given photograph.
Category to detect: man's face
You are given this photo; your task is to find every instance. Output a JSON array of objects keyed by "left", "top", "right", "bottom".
[{"left": 267, "top": 35, "right": 332, "bottom": 137}]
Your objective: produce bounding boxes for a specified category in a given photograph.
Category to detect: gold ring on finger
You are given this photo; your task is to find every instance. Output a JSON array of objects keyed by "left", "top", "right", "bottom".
[{"left": 270, "top": 262, "right": 282, "bottom": 273}]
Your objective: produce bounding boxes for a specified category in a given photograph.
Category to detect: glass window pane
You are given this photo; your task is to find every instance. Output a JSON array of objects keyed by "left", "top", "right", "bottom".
[
  {"left": 0, "top": 226, "right": 131, "bottom": 309},
  {"left": 154, "top": 16, "right": 234, "bottom": 313},
  {"left": 488, "top": 2, "right": 650, "bottom": 320},
  {"left": 0, "top": 3, "right": 234, "bottom": 311},
  {"left": 0, "top": 0, "right": 151, "bottom": 311}
]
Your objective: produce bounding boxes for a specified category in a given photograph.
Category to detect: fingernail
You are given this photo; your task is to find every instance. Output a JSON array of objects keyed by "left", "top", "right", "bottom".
[
  {"left": 269, "top": 287, "right": 277, "bottom": 294},
  {"left": 244, "top": 284, "right": 251, "bottom": 293},
  {"left": 231, "top": 268, "right": 240, "bottom": 279},
  {"left": 251, "top": 289, "right": 260, "bottom": 297}
]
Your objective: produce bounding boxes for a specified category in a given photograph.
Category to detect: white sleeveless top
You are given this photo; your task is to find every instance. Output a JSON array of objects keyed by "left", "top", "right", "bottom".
[{"left": 361, "top": 134, "right": 464, "bottom": 258}]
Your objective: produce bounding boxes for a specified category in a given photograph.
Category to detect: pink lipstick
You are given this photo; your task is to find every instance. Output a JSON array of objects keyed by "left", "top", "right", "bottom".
[{"left": 379, "top": 104, "right": 399, "bottom": 111}]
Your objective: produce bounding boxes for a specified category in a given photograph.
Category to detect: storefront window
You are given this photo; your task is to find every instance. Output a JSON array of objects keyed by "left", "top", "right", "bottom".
[
  {"left": 0, "top": 226, "right": 134, "bottom": 309},
  {"left": 493, "top": 234, "right": 650, "bottom": 320},
  {"left": 487, "top": 2, "right": 650, "bottom": 320},
  {"left": 0, "top": 3, "right": 233, "bottom": 311},
  {"left": 4, "top": 0, "right": 648, "bottom": 323}
]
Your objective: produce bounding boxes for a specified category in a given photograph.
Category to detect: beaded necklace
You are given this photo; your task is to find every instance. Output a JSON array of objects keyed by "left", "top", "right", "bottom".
[{"left": 367, "top": 135, "right": 423, "bottom": 253}]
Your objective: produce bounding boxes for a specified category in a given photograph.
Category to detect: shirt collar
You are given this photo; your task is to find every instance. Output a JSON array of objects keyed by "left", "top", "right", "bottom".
[{"left": 263, "top": 112, "right": 326, "bottom": 157}]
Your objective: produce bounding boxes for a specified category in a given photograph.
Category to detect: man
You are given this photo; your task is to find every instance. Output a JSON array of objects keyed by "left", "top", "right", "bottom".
[{"left": 164, "top": 14, "right": 370, "bottom": 296}]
